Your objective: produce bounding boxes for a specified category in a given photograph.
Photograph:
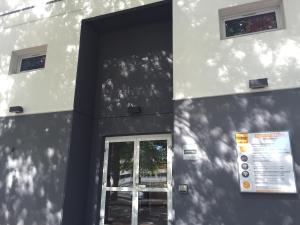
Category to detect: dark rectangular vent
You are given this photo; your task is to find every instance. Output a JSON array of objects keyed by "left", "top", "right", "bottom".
[
  {"left": 9, "top": 106, "right": 24, "bottom": 113},
  {"left": 128, "top": 106, "right": 142, "bottom": 114},
  {"left": 0, "top": 0, "right": 63, "bottom": 17}
]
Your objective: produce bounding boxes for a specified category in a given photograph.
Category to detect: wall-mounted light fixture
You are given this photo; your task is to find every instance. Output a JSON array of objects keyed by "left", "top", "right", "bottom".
[
  {"left": 128, "top": 106, "right": 142, "bottom": 115},
  {"left": 249, "top": 78, "right": 268, "bottom": 89},
  {"left": 9, "top": 106, "right": 24, "bottom": 113}
]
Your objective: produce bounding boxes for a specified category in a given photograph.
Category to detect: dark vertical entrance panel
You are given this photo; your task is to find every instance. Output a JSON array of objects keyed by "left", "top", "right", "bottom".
[
  {"left": 63, "top": 2, "right": 173, "bottom": 225},
  {"left": 95, "top": 20, "right": 173, "bottom": 118},
  {"left": 61, "top": 22, "right": 99, "bottom": 225}
]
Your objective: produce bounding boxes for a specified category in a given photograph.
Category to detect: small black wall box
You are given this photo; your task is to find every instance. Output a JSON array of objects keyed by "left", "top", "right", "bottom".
[
  {"left": 9, "top": 106, "right": 24, "bottom": 113},
  {"left": 249, "top": 78, "right": 268, "bottom": 89}
]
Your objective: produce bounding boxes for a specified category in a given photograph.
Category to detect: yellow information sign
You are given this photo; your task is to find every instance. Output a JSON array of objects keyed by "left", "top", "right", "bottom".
[{"left": 235, "top": 131, "right": 297, "bottom": 193}]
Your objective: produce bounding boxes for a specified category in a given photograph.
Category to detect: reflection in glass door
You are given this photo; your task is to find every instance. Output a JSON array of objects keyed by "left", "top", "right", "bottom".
[{"left": 100, "top": 135, "right": 172, "bottom": 225}]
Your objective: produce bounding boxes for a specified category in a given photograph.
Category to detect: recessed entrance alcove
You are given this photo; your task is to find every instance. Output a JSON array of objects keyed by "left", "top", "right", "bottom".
[{"left": 62, "top": 2, "right": 173, "bottom": 225}]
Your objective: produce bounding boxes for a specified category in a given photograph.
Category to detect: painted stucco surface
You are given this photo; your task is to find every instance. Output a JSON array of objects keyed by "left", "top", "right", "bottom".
[
  {"left": 1, "top": 0, "right": 300, "bottom": 114},
  {"left": 173, "top": 0, "right": 300, "bottom": 99},
  {"left": 174, "top": 88, "right": 300, "bottom": 225},
  {"left": 0, "top": 112, "right": 72, "bottom": 225},
  {"left": 0, "top": 0, "right": 161, "bottom": 117}
]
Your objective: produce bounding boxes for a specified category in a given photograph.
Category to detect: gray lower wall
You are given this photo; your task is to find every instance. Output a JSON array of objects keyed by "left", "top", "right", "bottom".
[
  {"left": 0, "top": 111, "right": 72, "bottom": 225},
  {"left": 173, "top": 88, "right": 300, "bottom": 225}
]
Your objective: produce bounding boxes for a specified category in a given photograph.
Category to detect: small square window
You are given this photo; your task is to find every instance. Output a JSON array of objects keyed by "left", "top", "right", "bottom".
[
  {"left": 9, "top": 45, "right": 47, "bottom": 74},
  {"left": 219, "top": 0, "right": 285, "bottom": 39},
  {"left": 20, "top": 55, "right": 46, "bottom": 72}
]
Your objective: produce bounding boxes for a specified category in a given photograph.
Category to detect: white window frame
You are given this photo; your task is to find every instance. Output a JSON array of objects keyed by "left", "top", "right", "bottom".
[
  {"left": 9, "top": 45, "right": 47, "bottom": 74},
  {"left": 100, "top": 134, "right": 173, "bottom": 225},
  {"left": 219, "top": 0, "right": 285, "bottom": 40}
]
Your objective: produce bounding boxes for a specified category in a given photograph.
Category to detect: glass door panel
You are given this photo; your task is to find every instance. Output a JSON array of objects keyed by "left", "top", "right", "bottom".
[
  {"left": 101, "top": 135, "right": 172, "bottom": 225},
  {"left": 107, "top": 142, "right": 134, "bottom": 187},
  {"left": 105, "top": 191, "right": 132, "bottom": 225},
  {"left": 138, "top": 192, "right": 168, "bottom": 225},
  {"left": 139, "top": 140, "right": 168, "bottom": 188}
]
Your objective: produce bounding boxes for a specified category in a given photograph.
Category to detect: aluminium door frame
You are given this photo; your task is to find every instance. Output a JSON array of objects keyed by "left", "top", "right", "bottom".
[{"left": 99, "top": 134, "right": 173, "bottom": 225}]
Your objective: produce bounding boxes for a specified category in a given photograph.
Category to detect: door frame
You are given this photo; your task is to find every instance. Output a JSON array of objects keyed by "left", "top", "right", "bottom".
[{"left": 99, "top": 134, "right": 173, "bottom": 225}]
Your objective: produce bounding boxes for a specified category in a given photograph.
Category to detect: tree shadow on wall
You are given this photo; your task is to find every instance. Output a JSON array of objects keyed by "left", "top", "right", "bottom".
[
  {"left": 0, "top": 1, "right": 168, "bottom": 225},
  {"left": 0, "top": 113, "right": 72, "bottom": 225},
  {"left": 173, "top": 91, "right": 300, "bottom": 225},
  {"left": 84, "top": 13, "right": 173, "bottom": 225},
  {"left": 171, "top": 1, "right": 300, "bottom": 223}
]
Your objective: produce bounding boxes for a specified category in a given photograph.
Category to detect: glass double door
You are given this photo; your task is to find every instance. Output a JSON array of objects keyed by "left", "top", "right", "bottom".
[{"left": 100, "top": 134, "right": 172, "bottom": 225}]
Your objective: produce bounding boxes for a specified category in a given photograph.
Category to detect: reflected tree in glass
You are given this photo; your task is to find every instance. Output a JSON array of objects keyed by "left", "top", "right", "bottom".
[
  {"left": 107, "top": 142, "right": 134, "bottom": 187},
  {"left": 139, "top": 140, "right": 167, "bottom": 188}
]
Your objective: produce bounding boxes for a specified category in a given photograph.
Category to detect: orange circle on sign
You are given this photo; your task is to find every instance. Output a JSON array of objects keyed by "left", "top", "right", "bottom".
[
  {"left": 243, "top": 181, "right": 251, "bottom": 189},
  {"left": 240, "top": 146, "right": 248, "bottom": 153}
]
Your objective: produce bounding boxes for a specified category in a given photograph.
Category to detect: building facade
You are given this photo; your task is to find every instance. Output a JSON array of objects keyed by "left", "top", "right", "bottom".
[{"left": 0, "top": 0, "right": 300, "bottom": 225}]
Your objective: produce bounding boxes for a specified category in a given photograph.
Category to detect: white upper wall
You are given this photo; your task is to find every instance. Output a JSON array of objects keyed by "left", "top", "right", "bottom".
[
  {"left": 0, "top": 0, "right": 49, "bottom": 14},
  {"left": 1, "top": 0, "right": 299, "bottom": 117},
  {"left": 173, "top": 0, "right": 300, "bottom": 99},
  {"left": 0, "top": 0, "right": 161, "bottom": 117}
]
